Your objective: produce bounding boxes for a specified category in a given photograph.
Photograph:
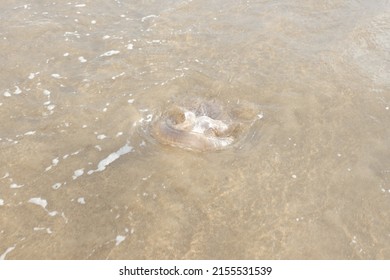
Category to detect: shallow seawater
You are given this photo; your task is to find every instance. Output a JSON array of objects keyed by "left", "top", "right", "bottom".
[{"left": 1, "top": 0, "right": 390, "bottom": 259}]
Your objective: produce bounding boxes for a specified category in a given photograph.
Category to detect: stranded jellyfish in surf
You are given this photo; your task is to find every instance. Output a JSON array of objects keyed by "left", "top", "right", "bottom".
[{"left": 150, "top": 98, "right": 260, "bottom": 151}]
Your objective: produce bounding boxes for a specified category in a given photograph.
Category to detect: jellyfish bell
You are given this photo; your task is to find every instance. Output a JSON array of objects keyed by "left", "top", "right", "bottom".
[{"left": 150, "top": 98, "right": 260, "bottom": 152}]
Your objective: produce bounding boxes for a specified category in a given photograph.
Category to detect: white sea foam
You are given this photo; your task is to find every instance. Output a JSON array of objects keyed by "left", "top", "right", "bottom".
[
  {"left": 0, "top": 246, "right": 15, "bottom": 260},
  {"left": 34, "top": 227, "right": 52, "bottom": 234},
  {"left": 72, "top": 168, "right": 84, "bottom": 180},
  {"left": 28, "top": 197, "right": 48, "bottom": 209},
  {"left": 115, "top": 235, "right": 126, "bottom": 246},
  {"left": 61, "top": 212, "right": 69, "bottom": 223},
  {"left": 47, "top": 104, "right": 56, "bottom": 111},
  {"left": 34, "top": 227, "right": 45, "bottom": 231},
  {"left": 24, "top": 131, "right": 36, "bottom": 136},
  {"left": 13, "top": 86, "right": 22, "bottom": 95},
  {"left": 141, "top": 14, "right": 158, "bottom": 22},
  {"left": 51, "top": 182, "right": 62, "bottom": 189},
  {"left": 100, "top": 50, "right": 120, "bottom": 57},
  {"left": 71, "top": 149, "right": 81, "bottom": 156},
  {"left": 112, "top": 72, "right": 125, "bottom": 80},
  {"left": 48, "top": 211, "right": 58, "bottom": 216},
  {"left": 10, "top": 183, "right": 24, "bottom": 189},
  {"left": 88, "top": 143, "right": 133, "bottom": 174},
  {"left": 145, "top": 114, "right": 153, "bottom": 122},
  {"left": 94, "top": 145, "right": 102, "bottom": 151},
  {"left": 45, "top": 157, "right": 59, "bottom": 171},
  {"left": 78, "top": 56, "right": 87, "bottom": 63}
]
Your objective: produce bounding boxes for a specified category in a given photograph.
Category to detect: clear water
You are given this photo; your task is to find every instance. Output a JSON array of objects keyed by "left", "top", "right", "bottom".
[{"left": 1, "top": 0, "right": 390, "bottom": 259}]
